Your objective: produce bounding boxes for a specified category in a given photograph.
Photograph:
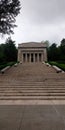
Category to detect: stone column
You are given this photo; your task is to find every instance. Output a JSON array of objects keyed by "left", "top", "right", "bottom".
[
  {"left": 37, "top": 53, "right": 39, "bottom": 62},
  {"left": 29, "top": 53, "right": 31, "bottom": 62},
  {"left": 25, "top": 53, "right": 27, "bottom": 62},
  {"left": 33, "top": 53, "right": 35, "bottom": 62},
  {"left": 41, "top": 53, "right": 43, "bottom": 62}
]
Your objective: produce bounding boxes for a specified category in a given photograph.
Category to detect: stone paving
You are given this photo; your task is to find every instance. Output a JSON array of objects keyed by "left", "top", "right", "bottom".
[
  {"left": 0, "top": 63, "right": 65, "bottom": 130},
  {"left": 0, "top": 105, "right": 65, "bottom": 130},
  {"left": 0, "top": 63, "right": 65, "bottom": 102}
]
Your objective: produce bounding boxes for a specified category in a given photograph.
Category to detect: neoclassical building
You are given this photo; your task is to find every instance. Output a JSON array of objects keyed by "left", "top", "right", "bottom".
[{"left": 18, "top": 42, "right": 47, "bottom": 63}]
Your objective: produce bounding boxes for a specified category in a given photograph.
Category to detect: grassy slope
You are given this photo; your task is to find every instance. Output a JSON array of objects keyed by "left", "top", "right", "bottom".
[
  {"left": 0, "top": 62, "right": 16, "bottom": 70},
  {"left": 48, "top": 61, "right": 65, "bottom": 71}
]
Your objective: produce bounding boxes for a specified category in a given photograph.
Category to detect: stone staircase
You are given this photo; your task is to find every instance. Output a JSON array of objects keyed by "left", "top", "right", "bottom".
[{"left": 0, "top": 63, "right": 65, "bottom": 100}]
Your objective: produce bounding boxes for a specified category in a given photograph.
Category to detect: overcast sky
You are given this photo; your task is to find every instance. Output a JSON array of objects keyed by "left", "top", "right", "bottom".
[{"left": 0, "top": 0, "right": 65, "bottom": 46}]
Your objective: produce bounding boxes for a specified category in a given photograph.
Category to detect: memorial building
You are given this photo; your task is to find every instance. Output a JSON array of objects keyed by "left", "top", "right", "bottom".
[{"left": 18, "top": 42, "right": 47, "bottom": 63}]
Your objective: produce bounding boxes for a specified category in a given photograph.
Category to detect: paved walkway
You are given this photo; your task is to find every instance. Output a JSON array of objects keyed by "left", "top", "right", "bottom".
[
  {"left": 0, "top": 63, "right": 65, "bottom": 130},
  {"left": 0, "top": 105, "right": 65, "bottom": 130}
]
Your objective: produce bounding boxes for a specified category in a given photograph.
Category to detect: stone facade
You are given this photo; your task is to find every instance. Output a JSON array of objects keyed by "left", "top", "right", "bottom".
[{"left": 18, "top": 42, "right": 47, "bottom": 63}]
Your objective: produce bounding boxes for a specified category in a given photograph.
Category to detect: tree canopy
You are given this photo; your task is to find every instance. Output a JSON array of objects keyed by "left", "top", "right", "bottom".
[
  {"left": 47, "top": 38, "right": 65, "bottom": 62},
  {"left": 61, "top": 39, "right": 65, "bottom": 46},
  {"left": 0, "top": 0, "right": 21, "bottom": 35},
  {"left": 0, "top": 37, "right": 17, "bottom": 63}
]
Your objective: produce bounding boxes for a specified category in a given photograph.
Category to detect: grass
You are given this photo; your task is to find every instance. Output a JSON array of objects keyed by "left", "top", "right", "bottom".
[
  {"left": 48, "top": 61, "right": 65, "bottom": 71},
  {"left": 0, "top": 62, "right": 16, "bottom": 70}
]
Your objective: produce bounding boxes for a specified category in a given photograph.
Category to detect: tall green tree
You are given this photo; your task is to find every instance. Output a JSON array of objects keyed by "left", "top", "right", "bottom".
[
  {"left": 0, "top": 0, "right": 21, "bottom": 35},
  {"left": 48, "top": 38, "right": 65, "bottom": 62},
  {"left": 4, "top": 37, "right": 17, "bottom": 62},
  {"left": 60, "top": 38, "right": 65, "bottom": 60},
  {"left": 0, "top": 44, "right": 5, "bottom": 63},
  {"left": 48, "top": 43, "right": 59, "bottom": 61},
  {"left": 61, "top": 39, "right": 65, "bottom": 46}
]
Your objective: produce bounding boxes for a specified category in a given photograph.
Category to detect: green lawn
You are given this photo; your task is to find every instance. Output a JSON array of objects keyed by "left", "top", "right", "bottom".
[
  {"left": 0, "top": 62, "right": 16, "bottom": 70},
  {"left": 48, "top": 61, "right": 65, "bottom": 71}
]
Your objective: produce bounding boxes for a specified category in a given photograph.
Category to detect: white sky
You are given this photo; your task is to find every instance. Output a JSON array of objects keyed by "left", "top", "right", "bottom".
[{"left": 0, "top": 0, "right": 65, "bottom": 46}]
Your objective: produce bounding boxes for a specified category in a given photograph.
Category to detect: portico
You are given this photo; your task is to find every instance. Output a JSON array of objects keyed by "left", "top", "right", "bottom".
[
  {"left": 22, "top": 53, "right": 44, "bottom": 62},
  {"left": 18, "top": 42, "right": 47, "bottom": 63}
]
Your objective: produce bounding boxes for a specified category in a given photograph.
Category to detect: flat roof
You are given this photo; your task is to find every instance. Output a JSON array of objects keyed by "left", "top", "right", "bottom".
[{"left": 18, "top": 42, "right": 47, "bottom": 48}]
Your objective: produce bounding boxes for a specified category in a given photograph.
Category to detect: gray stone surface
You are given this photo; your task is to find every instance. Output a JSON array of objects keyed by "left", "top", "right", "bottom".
[
  {"left": 0, "top": 105, "right": 65, "bottom": 130},
  {"left": 0, "top": 63, "right": 65, "bottom": 129},
  {"left": 0, "top": 63, "right": 65, "bottom": 101}
]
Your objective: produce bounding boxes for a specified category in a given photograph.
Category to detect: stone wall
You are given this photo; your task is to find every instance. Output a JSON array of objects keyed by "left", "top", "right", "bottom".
[{"left": 18, "top": 43, "right": 47, "bottom": 63}]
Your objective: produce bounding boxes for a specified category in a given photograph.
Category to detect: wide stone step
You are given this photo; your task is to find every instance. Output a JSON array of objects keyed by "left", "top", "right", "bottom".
[
  {"left": 0, "top": 96, "right": 65, "bottom": 100},
  {"left": 0, "top": 92, "right": 65, "bottom": 96},
  {"left": 0, "top": 82, "right": 65, "bottom": 85},
  {"left": 0, "top": 82, "right": 64, "bottom": 84},
  {"left": 1, "top": 89, "right": 65, "bottom": 92},
  {"left": 1, "top": 88, "right": 65, "bottom": 92},
  {"left": 0, "top": 63, "right": 65, "bottom": 101},
  {"left": 0, "top": 85, "right": 65, "bottom": 88}
]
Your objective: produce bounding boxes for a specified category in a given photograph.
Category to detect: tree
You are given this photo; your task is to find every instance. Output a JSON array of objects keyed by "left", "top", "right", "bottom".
[
  {"left": 0, "top": 37, "right": 17, "bottom": 63},
  {"left": 60, "top": 38, "right": 65, "bottom": 60},
  {"left": 4, "top": 37, "right": 17, "bottom": 62},
  {"left": 48, "top": 43, "right": 59, "bottom": 61},
  {"left": 0, "top": 44, "right": 5, "bottom": 63},
  {"left": 0, "top": 0, "right": 21, "bottom": 35},
  {"left": 61, "top": 39, "right": 65, "bottom": 46},
  {"left": 43, "top": 40, "right": 50, "bottom": 47}
]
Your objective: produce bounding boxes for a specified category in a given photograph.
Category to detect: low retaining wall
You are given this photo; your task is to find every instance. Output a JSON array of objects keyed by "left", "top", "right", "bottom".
[
  {"left": 0, "top": 66, "right": 10, "bottom": 74},
  {"left": 53, "top": 65, "right": 63, "bottom": 73}
]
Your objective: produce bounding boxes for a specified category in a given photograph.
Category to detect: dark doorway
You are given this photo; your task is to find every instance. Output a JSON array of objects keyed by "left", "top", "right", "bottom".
[
  {"left": 23, "top": 54, "right": 25, "bottom": 62},
  {"left": 27, "top": 54, "right": 30, "bottom": 62},
  {"left": 39, "top": 53, "right": 41, "bottom": 62},
  {"left": 31, "top": 54, "right": 33, "bottom": 62},
  {"left": 35, "top": 54, "right": 37, "bottom": 62}
]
